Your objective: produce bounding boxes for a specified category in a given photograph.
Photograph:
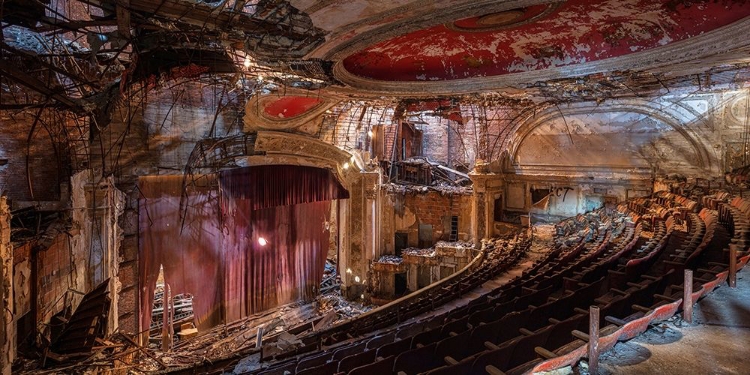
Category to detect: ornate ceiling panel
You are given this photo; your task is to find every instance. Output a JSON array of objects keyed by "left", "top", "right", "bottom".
[{"left": 341, "top": 0, "right": 750, "bottom": 82}]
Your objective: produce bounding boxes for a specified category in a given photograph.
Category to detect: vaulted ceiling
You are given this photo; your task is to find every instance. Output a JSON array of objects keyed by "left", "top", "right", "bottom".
[{"left": 2, "top": 0, "right": 750, "bottom": 127}]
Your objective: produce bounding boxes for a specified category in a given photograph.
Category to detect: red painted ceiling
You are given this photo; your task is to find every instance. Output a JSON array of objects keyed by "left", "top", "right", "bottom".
[
  {"left": 263, "top": 96, "right": 322, "bottom": 118},
  {"left": 342, "top": 0, "right": 750, "bottom": 81}
]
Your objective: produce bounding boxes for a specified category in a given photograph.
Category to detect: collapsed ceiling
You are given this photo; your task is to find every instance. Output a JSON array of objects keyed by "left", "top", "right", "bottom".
[{"left": 2, "top": 0, "right": 750, "bottom": 189}]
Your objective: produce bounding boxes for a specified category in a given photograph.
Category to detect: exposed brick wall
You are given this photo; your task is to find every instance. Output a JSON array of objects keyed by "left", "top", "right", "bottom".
[
  {"left": 321, "top": 105, "right": 397, "bottom": 152},
  {"left": 0, "top": 110, "right": 68, "bottom": 202},
  {"left": 97, "top": 79, "right": 247, "bottom": 334},
  {"left": 401, "top": 191, "right": 473, "bottom": 245},
  {"left": 36, "top": 233, "right": 75, "bottom": 324}
]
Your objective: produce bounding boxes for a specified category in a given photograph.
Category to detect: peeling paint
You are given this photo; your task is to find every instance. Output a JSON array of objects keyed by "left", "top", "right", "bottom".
[{"left": 343, "top": 0, "right": 750, "bottom": 81}]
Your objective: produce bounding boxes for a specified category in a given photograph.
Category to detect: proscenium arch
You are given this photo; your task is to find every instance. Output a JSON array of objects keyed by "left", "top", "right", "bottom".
[
  {"left": 507, "top": 101, "right": 713, "bottom": 172},
  {"left": 251, "top": 131, "right": 361, "bottom": 188}
]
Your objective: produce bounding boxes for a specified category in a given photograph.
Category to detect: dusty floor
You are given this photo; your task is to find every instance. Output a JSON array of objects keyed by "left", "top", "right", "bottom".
[{"left": 594, "top": 267, "right": 750, "bottom": 375}]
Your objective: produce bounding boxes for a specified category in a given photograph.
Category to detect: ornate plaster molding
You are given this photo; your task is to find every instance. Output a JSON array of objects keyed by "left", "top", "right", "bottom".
[
  {"left": 244, "top": 90, "right": 339, "bottom": 134},
  {"left": 507, "top": 100, "right": 714, "bottom": 171},
  {"left": 330, "top": 16, "right": 750, "bottom": 96},
  {"left": 312, "top": 0, "right": 559, "bottom": 59},
  {"left": 254, "top": 131, "right": 358, "bottom": 184}
]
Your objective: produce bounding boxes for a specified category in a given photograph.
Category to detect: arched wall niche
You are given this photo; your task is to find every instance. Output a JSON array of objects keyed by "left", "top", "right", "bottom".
[{"left": 506, "top": 100, "right": 716, "bottom": 178}]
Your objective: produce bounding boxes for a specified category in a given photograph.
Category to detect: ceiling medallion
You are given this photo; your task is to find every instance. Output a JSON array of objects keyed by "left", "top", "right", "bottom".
[{"left": 447, "top": 2, "right": 564, "bottom": 32}]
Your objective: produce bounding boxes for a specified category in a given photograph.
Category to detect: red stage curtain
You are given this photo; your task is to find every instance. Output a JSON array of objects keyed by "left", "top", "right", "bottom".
[
  {"left": 221, "top": 200, "right": 331, "bottom": 321},
  {"left": 139, "top": 166, "right": 345, "bottom": 333},
  {"left": 219, "top": 165, "right": 349, "bottom": 209},
  {"left": 138, "top": 175, "right": 223, "bottom": 332}
]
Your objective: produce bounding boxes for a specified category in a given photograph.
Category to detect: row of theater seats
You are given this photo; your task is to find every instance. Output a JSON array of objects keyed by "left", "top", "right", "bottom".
[
  {"left": 252, "top": 192, "right": 749, "bottom": 375},
  {"left": 529, "top": 191, "right": 749, "bottom": 374},
  {"left": 252, "top": 208, "right": 629, "bottom": 374},
  {"left": 254, "top": 235, "right": 532, "bottom": 372}
]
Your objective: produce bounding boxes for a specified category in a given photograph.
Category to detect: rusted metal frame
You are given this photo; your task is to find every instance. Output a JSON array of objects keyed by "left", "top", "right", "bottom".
[
  {"left": 108, "top": 89, "right": 144, "bottom": 177},
  {"left": 93, "top": 0, "right": 306, "bottom": 39},
  {"left": 207, "top": 82, "right": 229, "bottom": 139},
  {"left": 24, "top": 103, "right": 50, "bottom": 200},
  {"left": 0, "top": 60, "right": 82, "bottom": 110},
  {"left": 0, "top": 42, "right": 102, "bottom": 92},
  {"left": 36, "top": 19, "right": 119, "bottom": 33}
]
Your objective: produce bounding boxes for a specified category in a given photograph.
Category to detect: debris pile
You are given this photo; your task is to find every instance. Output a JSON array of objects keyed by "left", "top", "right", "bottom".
[
  {"left": 376, "top": 255, "right": 403, "bottom": 264},
  {"left": 401, "top": 247, "right": 436, "bottom": 257},
  {"left": 316, "top": 291, "right": 373, "bottom": 324},
  {"left": 434, "top": 240, "right": 474, "bottom": 249},
  {"left": 320, "top": 260, "right": 340, "bottom": 294},
  {"left": 383, "top": 182, "right": 472, "bottom": 196}
]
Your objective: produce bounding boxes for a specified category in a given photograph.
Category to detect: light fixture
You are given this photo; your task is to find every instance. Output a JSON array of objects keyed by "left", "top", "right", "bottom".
[
  {"left": 367, "top": 130, "right": 373, "bottom": 137},
  {"left": 243, "top": 55, "right": 251, "bottom": 68},
  {"left": 258, "top": 237, "right": 268, "bottom": 246},
  {"left": 343, "top": 162, "right": 349, "bottom": 170},
  {"left": 346, "top": 268, "right": 352, "bottom": 274},
  {"left": 354, "top": 276, "right": 361, "bottom": 283}
]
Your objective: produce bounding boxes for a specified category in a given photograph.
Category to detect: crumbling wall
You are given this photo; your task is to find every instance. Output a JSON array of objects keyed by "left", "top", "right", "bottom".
[
  {"left": 0, "top": 110, "right": 65, "bottom": 202},
  {"left": 1, "top": 196, "right": 14, "bottom": 375},
  {"left": 93, "top": 79, "right": 247, "bottom": 333},
  {"left": 322, "top": 104, "right": 396, "bottom": 155},
  {"left": 36, "top": 231, "right": 77, "bottom": 325},
  {"left": 12, "top": 244, "right": 31, "bottom": 325},
  {"left": 381, "top": 189, "right": 472, "bottom": 250}
]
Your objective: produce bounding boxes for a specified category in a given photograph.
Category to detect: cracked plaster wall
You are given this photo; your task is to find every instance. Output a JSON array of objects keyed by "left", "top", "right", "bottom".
[{"left": 1, "top": 197, "right": 14, "bottom": 375}]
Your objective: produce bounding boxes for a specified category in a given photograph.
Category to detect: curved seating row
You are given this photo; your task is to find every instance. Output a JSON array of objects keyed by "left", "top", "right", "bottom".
[
  {"left": 252, "top": 192, "right": 744, "bottom": 375},
  {"left": 531, "top": 191, "right": 748, "bottom": 374}
]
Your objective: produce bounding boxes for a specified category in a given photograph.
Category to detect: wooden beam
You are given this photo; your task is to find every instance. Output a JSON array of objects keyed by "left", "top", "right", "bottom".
[
  {"left": 115, "top": 0, "right": 131, "bottom": 40},
  {"left": 0, "top": 60, "right": 82, "bottom": 111}
]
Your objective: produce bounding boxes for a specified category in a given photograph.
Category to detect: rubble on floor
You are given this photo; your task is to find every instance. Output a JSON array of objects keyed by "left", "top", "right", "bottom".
[
  {"left": 531, "top": 223, "right": 556, "bottom": 254},
  {"left": 382, "top": 182, "right": 473, "bottom": 196},
  {"left": 401, "top": 247, "right": 436, "bottom": 257},
  {"left": 316, "top": 291, "right": 373, "bottom": 325},
  {"left": 320, "top": 260, "right": 340, "bottom": 294},
  {"left": 376, "top": 255, "right": 403, "bottom": 264}
]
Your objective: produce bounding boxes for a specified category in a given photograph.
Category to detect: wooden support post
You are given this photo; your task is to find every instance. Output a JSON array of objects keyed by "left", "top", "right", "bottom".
[
  {"left": 729, "top": 245, "right": 737, "bottom": 288},
  {"left": 588, "top": 305, "right": 599, "bottom": 375},
  {"left": 683, "top": 270, "right": 693, "bottom": 324},
  {"left": 161, "top": 284, "right": 171, "bottom": 352},
  {"left": 256, "top": 326, "right": 264, "bottom": 349}
]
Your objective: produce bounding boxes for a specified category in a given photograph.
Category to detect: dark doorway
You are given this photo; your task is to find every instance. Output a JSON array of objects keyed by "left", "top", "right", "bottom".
[
  {"left": 395, "top": 233, "right": 408, "bottom": 256},
  {"left": 418, "top": 224, "right": 433, "bottom": 248},
  {"left": 494, "top": 197, "right": 503, "bottom": 222},
  {"left": 395, "top": 273, "right": 408, "bottom": 296}
]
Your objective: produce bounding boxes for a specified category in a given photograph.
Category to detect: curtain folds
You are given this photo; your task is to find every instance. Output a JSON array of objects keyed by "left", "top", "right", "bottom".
[{"left": 138, "top": 166, "right": 345, "bottom": 333}]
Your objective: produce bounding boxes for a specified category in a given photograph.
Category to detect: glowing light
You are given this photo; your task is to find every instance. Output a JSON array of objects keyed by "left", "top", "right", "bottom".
[
  {"left": 354, "top": 276, "right": 361, "bottom": 283},
  {"left": 346, "top": 268, "right": 352, "bottom": 274},
  {"left": 360, "top": 294, "right": 365, "bottom": 299},
  {"left": 243, "top": 56, "right": 251, "bottom": 68},
  {"left": 258, "top": 237, "right": 268, "bottom": 246},
  {"left": 367, "top": 130, "right": 373, "bottom": 137},
  {"left": 343, "top": 162, "right": 349, "bottom": 170}
]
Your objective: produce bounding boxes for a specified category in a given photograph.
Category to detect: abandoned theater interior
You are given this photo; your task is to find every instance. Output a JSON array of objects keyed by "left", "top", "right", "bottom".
[{"left": 3, "top": 0, "right": 750, "bottom": 374}]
